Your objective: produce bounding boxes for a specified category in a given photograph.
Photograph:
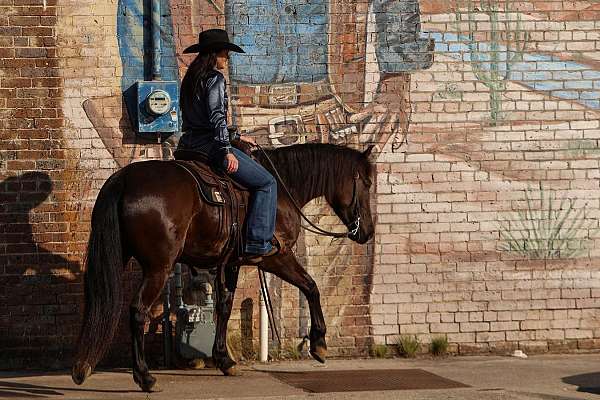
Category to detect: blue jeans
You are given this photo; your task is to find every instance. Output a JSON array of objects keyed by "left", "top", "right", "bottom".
[{"left": 218, "top": 147, "right": 277, "bottom": 254}]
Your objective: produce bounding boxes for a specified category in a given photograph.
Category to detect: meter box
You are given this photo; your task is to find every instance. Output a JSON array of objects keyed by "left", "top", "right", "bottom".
[
  {"left": 136, "top": 80, "right": 179, "bottom": 133},
  {"left": 175, "top": 305, "right": 216, "bottom": 360}
]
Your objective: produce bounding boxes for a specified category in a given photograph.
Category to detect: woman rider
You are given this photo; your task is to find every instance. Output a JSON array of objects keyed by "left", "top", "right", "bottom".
[{"left": 177, "top": 29, "right": 279, "bottom": 263}]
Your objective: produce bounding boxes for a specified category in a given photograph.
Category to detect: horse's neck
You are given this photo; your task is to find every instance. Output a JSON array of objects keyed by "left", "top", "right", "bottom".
[{"left": 285, "top": 165, "right": 332, "bottom": 208}]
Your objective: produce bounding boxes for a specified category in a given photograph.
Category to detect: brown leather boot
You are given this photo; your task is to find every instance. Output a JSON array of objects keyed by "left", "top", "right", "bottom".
[{"left": 243, "top": 236, "right": 280, "bottom": 264}]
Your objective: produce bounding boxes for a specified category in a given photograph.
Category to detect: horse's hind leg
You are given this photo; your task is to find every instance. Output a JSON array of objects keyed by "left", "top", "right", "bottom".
[
  {"left": 261, "top": 252, "right": 327, "bottom": 363},
  {"left": 213, "top": 265, "right": 241, "bottom": 376},
  {"left": 130, "top": 267, "right": 170, "bottom": 392}
]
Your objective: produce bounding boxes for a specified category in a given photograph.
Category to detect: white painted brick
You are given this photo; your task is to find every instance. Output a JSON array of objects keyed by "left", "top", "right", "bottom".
[
  {"left": 400, "top": 324, "right": 430, "bottom": 335},
  {"left": 476, "top": 332, "right": 505, "bottom": 342},
  {"left": 431, "top": 323, "right": 459, "bottom": 333}
]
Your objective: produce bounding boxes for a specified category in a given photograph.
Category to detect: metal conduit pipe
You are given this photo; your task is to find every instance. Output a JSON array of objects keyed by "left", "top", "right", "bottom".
[
  {"left": 174, "top": 264, "right": 183, "bottom": 309},
  {"left": 162, "top": 277, "right": 172, "bottom": 367},
  {"left": 151, "top": 0, "right": 161, "bottom": 80},
  {"left": 154, "top": 0, "right": 171, "bottom": 365}
]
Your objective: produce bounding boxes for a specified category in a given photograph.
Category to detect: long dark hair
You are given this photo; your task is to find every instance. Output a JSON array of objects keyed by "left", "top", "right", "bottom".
[{"left": 180, "top": 52, "right": 217, "bottom": 112}]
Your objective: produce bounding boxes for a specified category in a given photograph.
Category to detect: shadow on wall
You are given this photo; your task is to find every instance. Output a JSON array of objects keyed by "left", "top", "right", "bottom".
[
  {"left": 0, "top": 172, "right": 80, "bottom": 274},
  {"left": 0, "top": 172, "right": 82, "bottom": 369},
  {"left": 240, "top": 298, "right": 255, "bottom": 359},
  {"left": 562, "top": 373, "right": 600, "bottom": 395}
]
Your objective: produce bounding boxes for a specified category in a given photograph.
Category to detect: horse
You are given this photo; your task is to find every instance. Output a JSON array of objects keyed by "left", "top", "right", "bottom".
[{"left": 71, "top": 142, "right": 376, "bottom": 392}]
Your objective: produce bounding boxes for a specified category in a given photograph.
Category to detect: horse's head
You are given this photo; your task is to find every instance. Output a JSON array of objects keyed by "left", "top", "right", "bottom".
[{"left": 328, "top": 145, "right": 375, "bottom": 244}]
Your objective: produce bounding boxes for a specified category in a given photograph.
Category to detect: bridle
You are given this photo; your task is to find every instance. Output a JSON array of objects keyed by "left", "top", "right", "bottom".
[
  {"left": 256, "top": 144, "right": 362, "bottom": 239},
  {"left": 346, "top": 172, "right": 362, "bottom": 238}
]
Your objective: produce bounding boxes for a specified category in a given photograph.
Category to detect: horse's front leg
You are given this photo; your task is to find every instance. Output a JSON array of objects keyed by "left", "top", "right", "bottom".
[
  {"left": 213, "top": 265, "right": 240, "bottom": 375},
  {"left": 261, "top": 252, "right": 327, "bottom": 363}
]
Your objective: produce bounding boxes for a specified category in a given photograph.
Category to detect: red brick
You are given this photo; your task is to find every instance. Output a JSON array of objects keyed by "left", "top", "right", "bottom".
[
  {"left": 15, "top": 47, "right": 47, "bottom": 58},
  {"left": 35, "top": 58, "right": 58, "bottom": 67},
  {"left": 0, "top": 27, "right": 22, "bottom": 35},
  {"left": 21, "top": 27, "right": 51, "bottom": 36},
  {"left": 32, "top": 77, "right": 60, "bottom": 87},
  {"left": 17, "top": 88, "right": 48, "bottom": 97},
  {"left": 1, "top": 58, "right": 35, "bottom": 67},
  {"left": 0, "top": 48, "right": 14, "bottom": 58},
  {"left": 9, "top": 16, "right": 40, "bottom": 25},
  {"left": 13, "top": 0, "right": 45, "bottom": 4},
  {"left": 40, "top": 16, "right": 56, "bottom": 26},
  {"left": 13, "top": 36, "right": 27, "bottom": 46},
  {"left": 34, "top": 118, "right": 62, "bottom": 128}
]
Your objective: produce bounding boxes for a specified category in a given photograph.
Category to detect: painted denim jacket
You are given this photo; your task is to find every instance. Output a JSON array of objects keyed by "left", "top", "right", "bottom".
[{"left": 225, "top": 0, "right": 434, "bottom": 111}]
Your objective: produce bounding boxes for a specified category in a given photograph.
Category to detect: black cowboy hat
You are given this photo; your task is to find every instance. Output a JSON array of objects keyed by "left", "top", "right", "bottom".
[{"left": 182, "top": 28, "right": 245, "bottom": 54}]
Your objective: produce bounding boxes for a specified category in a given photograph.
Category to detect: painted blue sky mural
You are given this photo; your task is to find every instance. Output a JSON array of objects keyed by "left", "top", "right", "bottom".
[{"left": 428, "top": 31, "right": 600, "bottom": 110}]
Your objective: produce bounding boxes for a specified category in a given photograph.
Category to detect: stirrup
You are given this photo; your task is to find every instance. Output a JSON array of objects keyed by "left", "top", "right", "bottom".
[{"left": 242, "top": 236, "right": 281, "bottom": 264}]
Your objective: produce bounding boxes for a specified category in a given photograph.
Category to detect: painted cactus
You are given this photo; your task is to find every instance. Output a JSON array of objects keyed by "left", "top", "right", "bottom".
[
  {"left": 456, "top": 0, "right": 528, "bottom": 125},
  {"left": 498, "top": 188, "right": 591, "bottom": 260}
]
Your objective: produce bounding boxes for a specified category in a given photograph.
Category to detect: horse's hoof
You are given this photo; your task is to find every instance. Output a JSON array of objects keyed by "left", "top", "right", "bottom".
[
  {"left": 147, "top": 382, "right": 162, "bottom": 393},
  {"left": 222, "top": 365, "right": 241, "bottom": 376},
  {"left": 310, "top": 346, "right": 327, "bottom": 364},
  {"left": 134, "top": 374, "right": 160, "bottom": 393},
  {"left": 204, "top": 357, "right": 216, "bottom": 368},
  {"left": 71, "top": 362, "right": 92, "bottom": 385},
  {"left": 189, "top": 358, "right": 205, "bottom": 369},
  {"left": 139, "top": 382, "right": 161, "bottom": 393},
  {"left": 139, "top": 380, "right": 161, "bottom": 393}
]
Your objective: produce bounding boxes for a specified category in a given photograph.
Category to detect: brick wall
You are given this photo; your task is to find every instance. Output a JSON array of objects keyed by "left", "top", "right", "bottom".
[
  {"left": 0, "top": 0, "right": 81, "bottom": 368},
  {"left": 369, "top": 2, "right": 600, "bottom": 354},
  {"left": 2, "top": 0, "right": 600, "bottom": 369}
]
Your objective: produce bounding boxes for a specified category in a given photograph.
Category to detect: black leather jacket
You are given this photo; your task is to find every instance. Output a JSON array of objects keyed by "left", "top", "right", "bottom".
[{"left": 179, "top": 69, "right": 239, "bottom": 155}]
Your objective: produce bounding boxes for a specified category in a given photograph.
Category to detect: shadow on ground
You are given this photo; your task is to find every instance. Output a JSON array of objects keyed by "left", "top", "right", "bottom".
[
  {"left": 0, "top": 380, "right": 138, "bottom": 399},
  {"left": 562, "top": 372, "right": 600, "bottom": 395}
]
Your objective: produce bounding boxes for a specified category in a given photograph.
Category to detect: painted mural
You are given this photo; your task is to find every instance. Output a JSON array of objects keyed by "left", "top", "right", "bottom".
[
  {"left": 8, "top": 0, "right": 600, "bottom": 371},
  {"left": 77, "top": 0, "right": 435, "bottom": 354},
  {"left": 56, "top": 0, "right": 600, "bottom": 357},
  {"left": 224, "top": 0, "right": 433, "bottom": 152},
  {"left": 83, "top": 0, "right": 433, "bottom": 163}
]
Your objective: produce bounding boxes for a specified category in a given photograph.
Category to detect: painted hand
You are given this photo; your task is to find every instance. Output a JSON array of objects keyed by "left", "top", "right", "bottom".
[{"left": 348, "top": 75, "right": 411, "bottom": 153}]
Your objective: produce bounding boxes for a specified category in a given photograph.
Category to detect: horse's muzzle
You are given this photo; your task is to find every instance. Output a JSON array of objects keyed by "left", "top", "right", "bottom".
[{"left": 348, "top": 230, "right": 372, "bottom": 244}]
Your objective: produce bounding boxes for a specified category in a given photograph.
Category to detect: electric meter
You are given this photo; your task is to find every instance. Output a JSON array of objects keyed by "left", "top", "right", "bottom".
[
  {"left": 146, "top": 89, "right": 172, "bottom": 116},
  {"left": 135, "top": 81, "right": 179, "bottom": 133}
]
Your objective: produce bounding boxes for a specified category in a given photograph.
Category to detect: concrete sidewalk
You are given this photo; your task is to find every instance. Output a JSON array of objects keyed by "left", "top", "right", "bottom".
[{"left": 0, "top": 354, "right": 598, "bottom": 399}]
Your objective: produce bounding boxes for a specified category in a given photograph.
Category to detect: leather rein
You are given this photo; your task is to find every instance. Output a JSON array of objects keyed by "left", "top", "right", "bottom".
[{"left": 254, "top": 144, "right": 361, "bottom": 239}]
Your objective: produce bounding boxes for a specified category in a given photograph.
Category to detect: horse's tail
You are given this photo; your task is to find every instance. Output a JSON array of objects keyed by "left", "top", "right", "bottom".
[{"left": 72, "top": 170, "right": 126, "bottom": 385}]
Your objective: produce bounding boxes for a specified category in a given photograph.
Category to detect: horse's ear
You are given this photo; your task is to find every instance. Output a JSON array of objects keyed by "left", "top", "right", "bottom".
[{"left": 363, "top": 145, "right": 375, "bottom": 158}]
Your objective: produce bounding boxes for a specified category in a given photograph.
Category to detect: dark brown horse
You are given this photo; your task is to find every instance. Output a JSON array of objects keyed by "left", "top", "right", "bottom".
[{"left": 71, "top": 143, "right": 375, "bottom": 392}]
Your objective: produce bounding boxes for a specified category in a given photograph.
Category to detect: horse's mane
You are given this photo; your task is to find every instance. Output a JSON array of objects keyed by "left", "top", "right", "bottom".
[{"left": 256, "top": 143, "right": 373, "bottom": 202}]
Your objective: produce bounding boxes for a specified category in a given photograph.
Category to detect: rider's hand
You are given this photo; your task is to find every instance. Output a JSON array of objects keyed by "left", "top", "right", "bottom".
[
  {"left": 225, "top": 153, "right": 239, "bottom": 174},
  {"left": 239, "top": 135, "right": 257, "bottom": 146}
]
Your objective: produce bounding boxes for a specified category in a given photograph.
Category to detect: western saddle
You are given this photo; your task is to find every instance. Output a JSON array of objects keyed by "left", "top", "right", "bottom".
[{"left": 172, "top": 148, "right": 279, "bottom": 276}]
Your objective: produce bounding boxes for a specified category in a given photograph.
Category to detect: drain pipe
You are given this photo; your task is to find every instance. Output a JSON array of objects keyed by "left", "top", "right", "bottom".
[
  {"left": 151, "top": 0, "right": 161, "bottom": 80},
  {"left": 156, "top": 0, "right": 168, "bottom": 359},
  {"left": 259, "top": 278, "right": 269, "bottom": 362}
]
